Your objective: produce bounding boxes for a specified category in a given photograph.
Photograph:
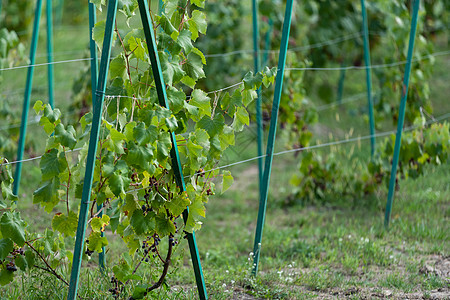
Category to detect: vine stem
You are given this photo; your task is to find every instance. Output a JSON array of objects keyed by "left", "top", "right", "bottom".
[
  {"left": 128, "top": 234, "right": 174, "bottom": 300},
  {"left": 26, "top": 241, "right": 69, "bottom": 286},
  {"left": 62, "top": 146, "right": 72, "bottom": 215},
  {"left": 115, "top": 20, "right": 133, "bottom": 86}
]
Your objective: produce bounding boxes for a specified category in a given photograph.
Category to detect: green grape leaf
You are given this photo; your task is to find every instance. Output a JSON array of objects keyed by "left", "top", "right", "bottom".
[
  {"left": 39, "top": 116, "right": 56, "bottom": 135},
  {"left": 0, "top": 269, "right": 14, "bottom": 286},
  {"left": 177, "top": 30, "right": 193, "bottom": 54},
  {"left": 54, "top": 124, "right": 77, "bottom": 149},
  {"left": 131, "top": 284, "right": 150, "bottom": 300},
  {"left": 40, "top": 149, "right": 67, "bottom": 181},
  {"left": 126, "top": 143, "right": 154, "bottom": 172},
  {"left": 157, "top": 132, "right": 172, "bottom": 162},
  {"left": 184, "top": 52, "right": 205, "bottom": 81},
  {"left": 33, "top": 178, "right": 60, "bottom": 213},
  {"left": 160, "top": 52, "right": 186, "bottom": 86},
  {"left": 181, "top": 76, "right": 196, "bottom": 89},
  {"left": 122, "top": 194, "right": 140, "bottom": 216},
  {"left": 43, "top": 105, "right": 61, "bottom": 123},
  {"left": 51, "top": 212, "right": 78, "bottom": 237},
  {"left": 167, "top": 87, "right": 186, "bottom": 113},
  {"left": 243, "top": 71, "right": 263, "bottom": 89},
  {"left": 33, "top": 100, "right": 44, "bottom": 114},
  {"left": 113, "top": 259, "right": 131, "bottom": 283},
  {"left": 187, "top": 139, "right": 203, "bottom": 157},
  {"left": 0, "top": 238, "right": 13, "bottom": 260},
  {"left": 25, "top": 249, "right": 36, "bottom": 268},
  {"left": 118, "top": 0, "right": 139, "bottom": 22},
  {"left": 91, "top": 0, "right": 106, "bottom": 10},
  {"left": 133, "top": 122, "right": 157, "bottom": 146},
  {"left": 166, "top": 192, "right": 190, "bottom": 217},
  {"left": 159, "top": 14, "right": 179, "bottom": 40},
  {"left": 15, "top": 254, "right": 27, "bottom": 271},
  {"left": 155, "top": 213, "right": 176, "bottom": 237},
  {"left": 1, "top": 181, "right": 17, "bottom": 202},
  {"left": 109, "top": 170, "right": 131, "bottom": 197},
  {"left": 93, "top": 20, "right": 106, "bottom": 49},
  {"left": 101, "top": 152, "right": 115, "bottom": 177},
  {"left": 130, "top": 210, "right": 155, "bottom": 235},
  {"left": 189, "top": 90, "right": 211, "bottom": 117},
  {"left": 221, "top": 89, "right": 242, "bottom": 115},
  {"left": 91, "top": 215, "right": 110, "bottom": 233},
  {"left": 191, "top": 0, "right": 205, "bottom": 8},
  {"left": 124, "top": 121, "right": 136, "bottom": 141},
  {"left": 107, "top": 127, "right": 127, "bottom": 154},
  {"left": 188, "top": 10, "right": 207, "bottom": 40},
  {"left": 218, "top": 126, "right": 235, "bottom": 150},
  {"left": 195, "top": 114, "right": 225, "bottom": 138},
  {"left": 185, "top": 196, "right": 205, "bottom": 233},
  {"left": 110, "top": 55, "right": 127, "bottom": 79},
  {"left": 242, "top": 89, "right": 257, "bottom": 106},
  {"left": 0, "top": 212, "right": 26, "bottom": 247},
  {"left": 221, "top": 170, "right": 234, "bottom": 194},
  {"left": 232, "top": 107, "right": 250, "bottom": 131},
  {"left": 87, "top": 231, "right": 108, "bottom": 253},
  {"left": 164, "top": 0, "right": 178, "bottom": 17},
  {"left": 262, "top": 67, "right": 277, "bottom": 87}
]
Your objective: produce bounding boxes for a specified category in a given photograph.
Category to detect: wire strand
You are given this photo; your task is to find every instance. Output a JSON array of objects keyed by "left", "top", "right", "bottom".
[
  {"left": 187, "top": 112, "right": 450, "bottom": 178},
  {"left": 204, "top": 31, "right": 364, "bottom": 58},
  {"left": 285, "top": 50, "right": 450, "bottom": 72},
  {"left": 0, "top": 58, "right": 93, "bottom": 72}
]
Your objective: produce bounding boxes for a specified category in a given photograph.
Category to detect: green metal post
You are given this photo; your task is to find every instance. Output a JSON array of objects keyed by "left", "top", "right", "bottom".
[
  {"left": 384, "top": 0, "right": 421, "bottom": 228},
  {"left": 252, "top": 0, "right": 294, "bottom": 275},
  {"left": 47, "top": 0, "right": 54, "bottom": 108},
  {"left": 158, "top": 0, "right": 163, "bottom": 14},
  {"left": 13, "top": 0, "right": 44, "bottom": 196},
  {"left": 252, "top": 0, "right": 264, "bottom": 199},
  {"left": 67, "top": 1, "right": 118, "bottom": 299},
  {"left": 88, "top": 1, "right": 105, "bottom": 270},
  {"left": 57, "top": 0, "right": 64, "bottom": 25},
  {"left": 262, "top": 18, "right": 273, "bottom": 67},
  {"left": 137, "top": 1, "right": 207, "bottom": 298},
  {"left": 337, "top": 62, "right": 346, "bottom": 104},
  {"left": 361, "top": 0, "right": 375, "bottom": 157}
]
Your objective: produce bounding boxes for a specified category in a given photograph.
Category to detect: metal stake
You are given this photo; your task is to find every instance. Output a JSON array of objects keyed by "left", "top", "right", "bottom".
[
  {"left": 361, "top": 0, "right": 375, "bottom": 157},
  {"left": 137, "top": 1, "right": 208, "bottom": 298},
  {"left": 252, "top": 0, "right": 264, "bottom": 199},
  {"left": 67, "top": 1, "right": 118, "bottom": 298},
  {"left": 384, "top": 0, "right": 421, "bottom": 228},
  {"left": 47, "top": 0, "right": 54, "bottom": 108},
  {"left": 252, "top": 0, "right": 294, "bottom": 275},
  {"left": 13, "top": 0, "right": 44, "bottom": 196}
]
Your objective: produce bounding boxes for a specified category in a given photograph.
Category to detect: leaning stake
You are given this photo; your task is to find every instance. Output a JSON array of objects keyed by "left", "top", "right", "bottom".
[
  {"left": 137, "top": 1, "right": 208, "bottom": 298},
  {"left": 361, "top": 0, "right": 375, "bottom": 157},
  {"left": 252, "top": 0, "right": 264, "bottom": 199},
  {"left": 67, "top": 1, "right": 118, "bottom": 299},
  {"left": 87, "top": 1, "right": 105, "bottom": 270},
  {"left": 252, "top": 0, "right": 294, "bottom": 275},
  {"left": 384, "top": 0, "right": 421, "bottom": 228},
  {"left": 13, "top": 0, "right": 44, "bottom": 196},
  {"left": 47, "top": 0, "right": 54, "bottom": 108}
]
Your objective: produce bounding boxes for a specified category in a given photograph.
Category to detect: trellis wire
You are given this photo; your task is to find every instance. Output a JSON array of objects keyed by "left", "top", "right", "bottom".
[
  {"left": 191, "top": 112, "right": 450, "bottom": 178},
  {"left": 285, "top": 50, "right": 450, "bottom": 71},
  {"left": 0, "top": 57, "right": 93, "bottom": 72},
  {"left": 1, "top": 50, "right": 447, "bottom": 74},
  {"left": 2, "top": 111, "right": 448, "bottom": 170},
  {"left": 117, "top": 111, "right": 450, "bottom": 196}
]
